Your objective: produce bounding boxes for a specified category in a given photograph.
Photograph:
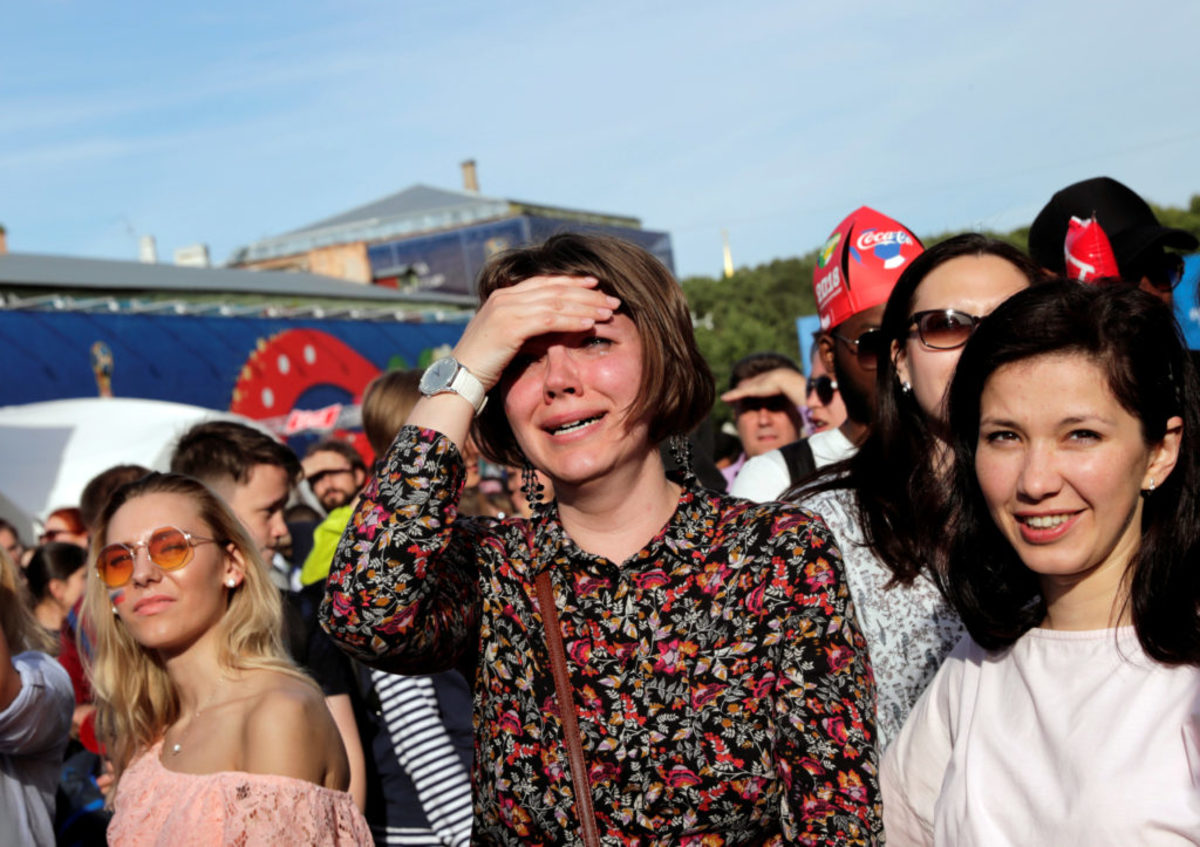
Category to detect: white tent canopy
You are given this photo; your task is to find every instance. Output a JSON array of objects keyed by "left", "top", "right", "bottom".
[{"left": 0, "top": 397, "right": 252, "bottom": 541}]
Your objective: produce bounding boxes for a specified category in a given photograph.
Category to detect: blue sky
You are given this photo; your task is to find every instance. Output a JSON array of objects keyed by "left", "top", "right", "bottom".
[{"left": 3, "top": 0, "right": 1199, "bottom": 279}]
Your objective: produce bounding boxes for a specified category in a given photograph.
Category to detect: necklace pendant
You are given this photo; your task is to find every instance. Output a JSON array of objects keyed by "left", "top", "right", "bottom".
[{"left": 171, "top": 743, "right": 182, "bottom": 755}]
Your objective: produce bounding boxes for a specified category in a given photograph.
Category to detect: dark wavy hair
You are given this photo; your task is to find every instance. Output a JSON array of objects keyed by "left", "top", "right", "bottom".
[
  {"left": 472, "top": 233, "right": 715, "bottom": 468},
  {"left": 789, "top": 233, "right": 1043, "bottom": 585},
  {"left": 942, "top": 280, "right": 1200, "bottom": 664}
]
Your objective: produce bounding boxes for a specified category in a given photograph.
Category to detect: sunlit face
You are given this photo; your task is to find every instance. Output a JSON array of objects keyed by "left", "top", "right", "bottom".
[
  {"left": 106, "top": 492, "right": 244, "bottom": 655},
  {"left": 214, "top": 463, "right": 291, "bottom": 562},
  {"left": 502, "top": 309, "right": 652, "bottom": 492},
  {"left": 734, "top": 393, "right": 800, "bottom": 458},
  {"left": 303, "top": 450, "right": 365, "bottom": 511},
  {"left": 975, "top": 353, "right": 1179, "bottom": 607},
  {"left": 896, "top": 255, "right": 1030, "bottom": 426}
]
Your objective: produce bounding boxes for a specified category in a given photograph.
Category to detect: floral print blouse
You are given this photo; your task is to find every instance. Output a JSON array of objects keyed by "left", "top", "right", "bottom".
[
  {"left": 321, "top": 427, "right": 882, "bottom": 845},
  {"left": 796, "top": 488, "right": 964, "bottom": 751}
]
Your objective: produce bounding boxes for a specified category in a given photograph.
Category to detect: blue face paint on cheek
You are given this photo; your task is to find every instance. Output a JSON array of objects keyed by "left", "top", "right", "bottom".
[{"left": 109, "top": 588, "right": 125, "bottom": 607}]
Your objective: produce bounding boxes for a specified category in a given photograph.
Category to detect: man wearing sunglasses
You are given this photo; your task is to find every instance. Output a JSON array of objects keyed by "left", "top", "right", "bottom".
[
  {"left": 302, "top": 439, "right": 368, "bottom": 514},
  {"left": 732, "top": 207, "right": 923, "bottom": 502},
  {"left": 1028, "top": 176, "right": 1198, "bottom": 306},
  {"left": 298, "top": 438, "right": 368, "bottom": 587}
]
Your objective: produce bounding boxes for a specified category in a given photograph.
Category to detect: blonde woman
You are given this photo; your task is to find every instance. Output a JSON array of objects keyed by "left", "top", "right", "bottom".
[
  {"left": 82, "top": 473, "right": 370, "bottom": 845},
  {"left": 0, "top": 539, "right": 74, "bottom": 846}
]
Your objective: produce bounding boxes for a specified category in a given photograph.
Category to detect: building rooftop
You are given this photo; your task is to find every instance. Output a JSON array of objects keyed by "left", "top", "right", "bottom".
[
  {"left": 0, "top": 251, "right": 476, "bottom": 323},
  {"left": 230, "top": 183, "right": 643, "bottom": 265},
  {"left": 0, "top": 251, "right": 472, "bottom": 304}
]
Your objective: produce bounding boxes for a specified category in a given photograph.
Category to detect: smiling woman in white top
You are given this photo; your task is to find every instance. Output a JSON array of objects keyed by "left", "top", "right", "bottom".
[{"left": 883, "top": 280, "right": 1200, "bottom": 846}]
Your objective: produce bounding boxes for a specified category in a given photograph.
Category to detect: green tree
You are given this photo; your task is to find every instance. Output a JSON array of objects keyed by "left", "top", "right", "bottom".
[
  {"left": 682, "top": 255, "right": 817, "bottom": 425},
  {"left": 1149, "top": 195, "right": 1200, "bottom": 244}
]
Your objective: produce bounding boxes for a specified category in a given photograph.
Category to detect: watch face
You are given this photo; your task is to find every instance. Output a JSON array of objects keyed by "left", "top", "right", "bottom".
[{"left": 420, "top": 357, "right": 459, "bottom": 395}]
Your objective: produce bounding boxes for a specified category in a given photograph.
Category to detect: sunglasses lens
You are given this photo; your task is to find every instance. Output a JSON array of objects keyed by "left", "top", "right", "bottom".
[
  {"left": 148, "top": 528, "right": 192, "bottom": 570},
  {"left": 856, "top": 330, "right": 882, "bottom": 369},
  {"left": 1159, "top": 256, "right": 1184, "bottom": 291},
  {"left": 918, "top": 311, "right": 976, "bottom": 350},
  {"left": 97, "top": 544, "right": 134, "bottom": 589},
  {"left": 807, "top": 376, "right": 836, "bottom": 405},
  {"left": 1133, "top": 253, "right": 1185, "bottom": 291}
]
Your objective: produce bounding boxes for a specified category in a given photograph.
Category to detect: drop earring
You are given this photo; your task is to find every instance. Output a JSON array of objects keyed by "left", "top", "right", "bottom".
[
  {"left": 521, "top": 461, "right": 544, "bottom": 507},
  {"left": 668, "top": 433, "right": 693, "bottom": 477}
]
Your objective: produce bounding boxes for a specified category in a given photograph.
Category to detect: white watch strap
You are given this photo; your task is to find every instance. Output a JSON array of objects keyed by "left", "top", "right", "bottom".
[{"left": 449, "top": 365, "right": 487, "bottom": 415}]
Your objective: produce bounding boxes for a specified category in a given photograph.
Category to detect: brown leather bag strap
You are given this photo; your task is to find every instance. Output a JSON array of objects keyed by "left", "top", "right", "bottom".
[{"left": 535, "top": 569, "right": 601, "bottom": 847}]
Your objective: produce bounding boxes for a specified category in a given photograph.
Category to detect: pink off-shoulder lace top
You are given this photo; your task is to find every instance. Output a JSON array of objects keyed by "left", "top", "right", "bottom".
[{"left": 107, "top": 740, "right": 372, "bottom": 846}]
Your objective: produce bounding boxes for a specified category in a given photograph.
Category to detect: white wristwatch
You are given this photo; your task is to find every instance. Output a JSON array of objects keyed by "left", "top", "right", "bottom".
[{"left": 419, "top": 357, "right": 488, "bottom": 415}]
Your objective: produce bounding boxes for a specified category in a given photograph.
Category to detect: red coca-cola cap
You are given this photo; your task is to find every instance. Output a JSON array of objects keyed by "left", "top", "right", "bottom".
[{"left": 812, "top": 207, "right": 924, "bottom": 330}]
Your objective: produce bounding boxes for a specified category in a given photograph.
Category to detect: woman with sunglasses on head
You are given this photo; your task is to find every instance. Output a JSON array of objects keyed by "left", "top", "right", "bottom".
[
  {"left": 884, "top": 281, "right": 1200, "bottom": 845},
  {"left": 323, "top": 233, "right": 882, "bottom": 844},
  {"left": 82, "top": 472, "right": 370, "bottom": 845},
  {"left": 41, "top": 507, "right": 88, "bottom": 549},
  {"left": 789, "top": 233, "right": 1044, "bottom": 750}
]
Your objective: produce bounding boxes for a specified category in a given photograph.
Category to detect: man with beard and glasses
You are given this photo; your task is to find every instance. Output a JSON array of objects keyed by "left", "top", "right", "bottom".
[
  {"left": 731, "top": 207, "right": 923, "bottom": 502},
  {"left": 298, "top": 439, "right": 368, "bottom": 588},
  {"left": 303, "top": 439, "right": 368, "bottom": 513}
]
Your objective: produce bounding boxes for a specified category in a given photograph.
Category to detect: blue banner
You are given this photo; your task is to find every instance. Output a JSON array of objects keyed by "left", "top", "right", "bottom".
[{"left": 0, "top": 311, "right": 462, "bottom": 415}]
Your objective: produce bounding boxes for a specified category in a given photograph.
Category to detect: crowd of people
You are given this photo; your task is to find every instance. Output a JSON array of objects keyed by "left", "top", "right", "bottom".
[{"left": 2, "top": 174, "right": 1198, "bottom": 845}]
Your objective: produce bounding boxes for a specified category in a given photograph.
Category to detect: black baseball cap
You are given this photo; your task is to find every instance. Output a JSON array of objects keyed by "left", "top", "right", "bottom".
[{"left": 1028, "top": 176, "right": 1198, "bottom": 275}]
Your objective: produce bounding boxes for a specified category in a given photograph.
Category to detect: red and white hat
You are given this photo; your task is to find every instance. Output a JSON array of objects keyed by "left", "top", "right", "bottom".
[{"left": 812, "top": 206, "right": 924, "bottom": 330}]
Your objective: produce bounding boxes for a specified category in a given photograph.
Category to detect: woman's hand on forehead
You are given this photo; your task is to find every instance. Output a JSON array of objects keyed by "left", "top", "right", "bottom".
[{"left": 453, "top": 276, "right": 622, "bottom": 391}]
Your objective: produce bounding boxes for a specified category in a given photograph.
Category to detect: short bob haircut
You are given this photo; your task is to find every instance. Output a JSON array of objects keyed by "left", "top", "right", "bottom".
[
  {"left": 943, "top": 280, "right": 1200, "bottom": 665},
  {"left": 472, "top": 233, "right": 714, "bottom": 468},
  {"left": 790, "top": 233, "right": 1044, "bottom": 585},
  {"left": 82, "top": 472, "right": 310, "bottom": 786}
]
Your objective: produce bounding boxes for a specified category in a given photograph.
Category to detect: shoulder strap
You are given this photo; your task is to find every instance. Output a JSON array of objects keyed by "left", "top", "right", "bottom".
[
  {"left": 780, "top": 438, "right": 816, "bottom": 486},
  {"left": 535, "top": 569, "right": 601, "bottom": 847}
]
